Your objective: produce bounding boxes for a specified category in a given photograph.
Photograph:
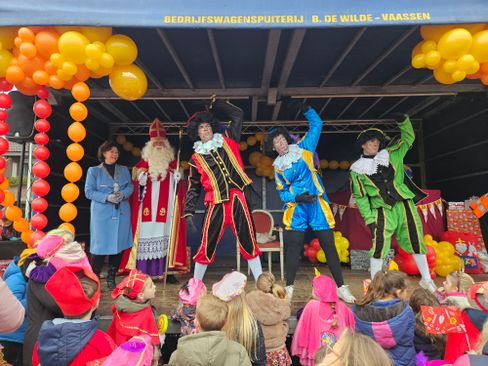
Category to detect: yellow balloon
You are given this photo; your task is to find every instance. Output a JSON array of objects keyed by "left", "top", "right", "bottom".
[
  {"left": 339, "top": 160, "right": 350, "bottom": 170},
  {"left": 249, "top": 151, "right": 263, "bottom": 167},
  {"left": 465, "top": 60, "right": 480, "bottom": 74},
  {"left": 58, "top": 31, "right": 90, "bottom": 64},
  {"left": 131, "top": 147, "right": 141, "bottom": 157},
  {"left": 123, "top": 141, "right": 133, "bottom": 151},
  {"left": 50, "top": 52, "right": 64, "bottom": 68},
  {"left": 246, "top": 135, "right": 257, "bottom": 146},
  {"left": 255, "top": 131, "right": 266, "bottom": 142},
  {"left": 85, "top": 58, "right": 100, "bottom": 71},
  {"left": 411, "top": 42, "right": 423, "bottom": 58},
  {"left": 470, "top": 30, "right": 488, "bottom": 63},
  {"left": 0, "top": 49, "right": 13, "bottom": 77},
  {"left": 424, "top": 50, "right": 441, "bottom": 67},
  {"left": 91, "top": 66, "right": 112, "bottom": 79},
  {"left": 85, "top": 44, "right": 102, "bottom": 60},
  {"left": 437, "top": 28, "right": 472, "bottom": 60},
  {"left": 442, "top": 60, "right": 458, "bottom": 74},
  {"left": 459, "top": 24, "right": 486, "bottom": 35},
  {"left": 80, "top": 27, "right": 112, "bottom": 43},
  {"left": 420, "top": 25, "right": 455, "bottom": 42},
  {"left": 99, "top": 52, "right": 115, "bottom": 68},
  {"left": 316, "top": 249, "right": 326, "bottom": 263},
  {"left": 456, "top": 54, "right": 476, "bottom": 71},
  {"left": 451, "top": 70, "right": 466, "bottom": 82},
  {"left": 411, "top": 54, "right": 425, "bottom": 69},
  {"left": 115, "top": 135, "right": 126, "bottom": 144},
  {"left": 389, "top": 260, "right": 399, "bottom": 271},
  {"left": 329, "top": 160, "right": 339, "bottom": 170},
  {"left": 421, "top": 40, "right": 437, "bottom": 54},
  {"left": 433, "top": 66, "right": 455, "bottom": 85},
  {"left": 109, "top": 64, "right": 147, "bottom": 101},
  {"left": 0, "top": 27, "right": 18, "bottom": 50},
  {"left": 239, "top": 141, "right": 248, "bottom": 151},
  {"left": 105, "top": 34, "right": 138, "bottom": 66},
  {"left": 319, "top": 159, "right": 329, "bottom": 169},
  {"left": 62, "top": 61, "right": 77, "bottom": 76}
]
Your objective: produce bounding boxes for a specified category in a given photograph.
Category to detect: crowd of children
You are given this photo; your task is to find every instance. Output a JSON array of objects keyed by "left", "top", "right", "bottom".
[{"left": 1, "top": 228, "right": 488, "bottom": 366}]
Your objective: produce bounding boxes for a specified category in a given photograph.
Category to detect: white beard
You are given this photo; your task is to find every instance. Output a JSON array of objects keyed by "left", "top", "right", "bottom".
[{"left": 142, "top": 140, "right": 175, "bottom": 181}]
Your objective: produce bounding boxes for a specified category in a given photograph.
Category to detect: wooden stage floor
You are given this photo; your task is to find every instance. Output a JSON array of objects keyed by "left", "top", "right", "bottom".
[{"left": 97, "top": 257, "right": 488, "bottom": 316}]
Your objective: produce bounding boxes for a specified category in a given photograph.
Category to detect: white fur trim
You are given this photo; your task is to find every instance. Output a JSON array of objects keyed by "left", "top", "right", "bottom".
[
  {"left": 193, "top": 133, "right": 224, "bottom": 155},
  {"left": 350, "top": 149, "right": 390, "bottom": 175},
  {"left": 272, "top": 144, "right": 302, "bottom": 171}
]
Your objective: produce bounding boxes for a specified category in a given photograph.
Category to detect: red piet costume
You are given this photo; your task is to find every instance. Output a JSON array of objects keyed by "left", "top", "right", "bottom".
[
  {"left": 107, "top": 270, "right": 160, "bottom": 346},
  {"left": 184, "top": 100, "right": 261, "bottom": 265},
  {"left": 120, "top": 119, "right": 187, "bottom": 277}
]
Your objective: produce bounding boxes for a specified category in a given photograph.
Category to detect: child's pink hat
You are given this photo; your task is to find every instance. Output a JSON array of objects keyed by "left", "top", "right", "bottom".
[
  {"left": 179, "top": 278, "right": 206, "bottom": 306},
  {"left": 102, "top": 334, "right": 153, "bottom": 366}
]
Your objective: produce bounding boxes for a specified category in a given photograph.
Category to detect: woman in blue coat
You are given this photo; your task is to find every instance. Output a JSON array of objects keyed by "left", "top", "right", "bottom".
[
  {"left": 265, "top": 104, "right": 354, "bottom": 303},
  {"left": 85, "top": 141, "right": 133, "bottom": 289}
]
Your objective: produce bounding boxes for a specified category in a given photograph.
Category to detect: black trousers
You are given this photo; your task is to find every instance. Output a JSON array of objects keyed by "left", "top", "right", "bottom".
[
  {"left": 90, "top": 252, "right": 123, "bottom": 275},
  {"left": 285, "top": 229, "right": 344, "bottom": 287},
  {"left": 1, "top": 341, "right": 23, "bottom": 366}
]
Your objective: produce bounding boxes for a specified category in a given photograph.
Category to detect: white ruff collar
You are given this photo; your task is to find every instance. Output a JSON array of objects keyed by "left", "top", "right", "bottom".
[
  {"left": 193, "top": 133, "right": 224, "bottom": 155},
  {"left": 273, "top": 144, "right": 302, "bottom": 171},
  {"left": 350, "top": 149, "right": 390, "bottom": 175}
]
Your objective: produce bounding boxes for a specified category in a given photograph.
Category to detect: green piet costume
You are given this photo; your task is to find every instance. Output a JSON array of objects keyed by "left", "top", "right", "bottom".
[{"left": 350, "top": 117, "right": 427, "bottom": 259}]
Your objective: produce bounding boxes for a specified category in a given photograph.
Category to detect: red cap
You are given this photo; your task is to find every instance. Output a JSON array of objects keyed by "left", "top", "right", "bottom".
[
  {"left": 149, "top": 118, "right": 166, "bottom": 140},
  {"left": 112, "top": 269, "right": 148, "bottom": 299},
  {"left": 45, "top": 266, "right": 100, "bottom": 317}
]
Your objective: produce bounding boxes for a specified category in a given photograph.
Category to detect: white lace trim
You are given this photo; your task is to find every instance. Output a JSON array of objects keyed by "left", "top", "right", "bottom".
[
  {"left": 136, "top": 235, "right": 169, "bottom": 260},
  {"left": 273, "top": 144, "right": 302, "bottom": 171},
  {"left": 350, "top": 149, "right": 390, "bottom": 176},
  {"left": 193, "top": 133, "right": 224, "bottom": 155}
]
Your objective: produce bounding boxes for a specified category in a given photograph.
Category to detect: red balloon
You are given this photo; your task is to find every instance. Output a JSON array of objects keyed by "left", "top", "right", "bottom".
[
  {"left": 33, "top": 100, "right": 52, "bottom": 119},
  {"left": 0, "top": 121, "right": 9, "bottom": 135},
  {"left": 0, "top": 209, "right": 3, "bottom": 219},
  {"left": 30, "top": 213, "right": 48, "bottom": 230},
  {"left": 32, "top": 179, "right": 50, "bottom": 196},
  {"left": 0, "top": 110, "right": 7, "bottom": 120},
  {"left": 0, "top": 137, "right": 9, "bottom": 154},
  {"left": 37, "top": 87, "right": 49, "bottom": 99},
  {"left": 32, "top": 161, "right": 50, "bottom": 178},
  {"left": 34, "top": 118, "right": 50, "bottom": 133},
  {"left": 306, "top": 247, "right": 318, "bottom": 258},
  {"left": 30, "top": 230, "right": 46, "bottom": 244},
  {"left": 33, "top": 146, "right": 50, "bottom": 160},
  {"left": 0, "top": 190, "right": 4, "bottom": 204},
  {"left": 0, "top": 175, "right": 4, "bottom": 184},
  {"left": 395, "top": 253, "right": 419, "bottom": 275},
  {"left": 0, "top": 94, "right": 12, "bottom": 109},
  {"left": 31, "top": 197, "right": 48, "bottom": 213},
  {"left": 0, "top": 79, "right": 13, "bottom": 92},
  {"left": 397, "top": 246, "right": 410, "bottom": 258},
  {"left": 310, "top": 238, "right": 321, "bottom": 250},
  {"left": 308, "top": 256, "right": 319, "bottom": 264},
  {"left": 0, "top": 157, "right": 5, "bottom": 169},
  {"left": 426, "top": 246, "right": 436, "bottom": 267},
  {"left": 34, "top": 132, "right": 49, "bottom": 145}
]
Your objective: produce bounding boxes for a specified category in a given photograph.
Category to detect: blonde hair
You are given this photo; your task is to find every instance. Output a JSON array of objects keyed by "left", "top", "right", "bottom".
[
  {"left": 256, "top": 272, "right": 286, "bottom": 299},
  {"left": 321, "top": 329, "right": 393, "bottom": 366},
  {"left": 357, "top": 270, "right": 407, "bottom": 306},
  {"left": 446, "top": 271, "right": 474, "bottom": 293},
  {"left": 221, "top": 292, "right": 259, "bottom": 360},
  {"left": 196, "top": 294, "right": 228, "bottom": 331}
]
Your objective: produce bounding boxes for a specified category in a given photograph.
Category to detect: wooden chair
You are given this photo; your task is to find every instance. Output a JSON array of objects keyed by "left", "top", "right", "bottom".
[{"left": 237, "top": 209, "right": 284, "bottom": 281}]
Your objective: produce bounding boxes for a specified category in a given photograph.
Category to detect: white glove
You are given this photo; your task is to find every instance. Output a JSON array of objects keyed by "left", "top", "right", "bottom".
[
  {"left": 173, "top": 170, "right": 182, "bottom": 182},
  {"left": 138, "top": 171, "right": 148, "bottom": 186}
]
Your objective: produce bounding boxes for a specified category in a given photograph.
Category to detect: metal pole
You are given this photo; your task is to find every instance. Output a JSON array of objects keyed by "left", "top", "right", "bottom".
[
  {"left": 17, "top": 142, "right": 26, "bottom": 208},
  {"left": 24, "top": 142, "right": 33, "bottom": 220}
]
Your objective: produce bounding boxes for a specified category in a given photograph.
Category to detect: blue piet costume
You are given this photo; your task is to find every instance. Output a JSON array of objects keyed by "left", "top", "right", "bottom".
[
  {"left": 273, "top": 108, "right": 335, "bottom": 232},
  {"left": 267, "top": 107, "right": 355, "bottom": 303}
]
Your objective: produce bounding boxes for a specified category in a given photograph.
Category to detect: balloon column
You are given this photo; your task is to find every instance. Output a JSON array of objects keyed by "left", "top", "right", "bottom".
[
  {"left": 318, "top": 159, "right": 352, "bottom": 171},
  {"left": 424, "top": 235, "right": 463, "bottom": 277},
  {"left": 115, "top": 134, "right": 142, "bottom": 158},
  {"left": 303, "top": 231, "right": 351, "bottom": 264},
  {"left": 248, "top": 151, "right": 275, "bottom": 180},
  {"left": 412, "top": 24, "right": 488, "bottom": 85}
]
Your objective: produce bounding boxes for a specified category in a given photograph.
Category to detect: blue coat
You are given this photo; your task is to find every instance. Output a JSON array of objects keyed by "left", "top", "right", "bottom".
[
  {"left": 84, "top": 163, "right": 133, "bottom": 255},
  {"left": 0, "top": 257, "right": 27, "bottom": 343}
]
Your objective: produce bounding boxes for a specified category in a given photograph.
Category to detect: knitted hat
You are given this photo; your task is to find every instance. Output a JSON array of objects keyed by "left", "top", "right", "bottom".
[
  {"left": 36, "top": 229, "right": 74, "bottom": 258},
  {"left": 179, "top": 278, "right": 207, "bottom": 306},
  {"left": 102, "top": 334, "right": 154, "bottom": 366},
  {"left": 112, "top": 269, "right": 149, "bottom": 299},
  {"left": 45, "top": 266, "right": 100, "bottom": 317},
  {"left": 212, "top": 271, "right": 246, "bottom": 302},
  {"left": 149, "top": 118, "right": 166, "bottom": 140}
]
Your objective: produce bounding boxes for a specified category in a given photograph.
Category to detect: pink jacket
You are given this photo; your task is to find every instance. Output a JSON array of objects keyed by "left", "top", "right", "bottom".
[{"left": 0, "top": 277, "right": 25, "bottom": 333}]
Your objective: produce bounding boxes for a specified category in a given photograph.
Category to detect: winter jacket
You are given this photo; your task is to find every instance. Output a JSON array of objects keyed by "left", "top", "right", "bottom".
[
  {"left": 0, "top": 276, "right": 24, "bottom": 333},
  {"left": 32, "top": 318, "right": 116, "bottom": 366},
  {"left": 168, "top": 330, "right": 251, "bottom": 366},
  {"left": 246, "top": 290, "right": 290, "bottom": 351},
  {"left": 413, "top": 331, "right": 444, "bottom": 361},
  {"left": 0, "top": 257, "right": 28, "bottom": 344},
  {"left": 23, "top": 264, "right": 62, "bottom": 366},
  {"left": 354, "top": 299, "right": 416, "bottom": 366}
]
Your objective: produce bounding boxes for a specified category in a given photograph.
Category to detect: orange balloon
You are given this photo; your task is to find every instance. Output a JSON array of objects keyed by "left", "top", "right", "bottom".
[
  {"left": 63, "top": 78, "right": 76, "bottom": 90},
  {"left": 32, "top": 70, "right": 49, "bottom": 85},
  {"left": 14, "top": 36, "right": 23, "bottom": 48},
  {"left": 34, "top": 30, "right": 59, "bottom": 59},
  {"left": 90, "top": 66, "right": 112, "bottom": 79},
  {"left": 64, "top": 162, "right": 83, "bottom": 182},
  {"left": 19, "top": 42, "right": 37, "bottom": 59},
  {"left": 2, "top": 191, "right": 15, "bottom": 206},
  {"left": 18, "top": 27, "right": 35, "bottom": 43},
  {"left": 18, "top": 54, "right": 45, "bottom": 77},
  {"left": 74, "top": 64, "right": 90, "bottom": 82},
  {"left": 0, "top": 178, "right": 9, "bottom": 190},
  {"left": 481, "top": 74, "right": 488, "bottom": 86},
  {"left": 59, "top": 222, "right": 75, "bottom": 233},
  {"left": 5, "top": 206, "right": 22, "bottom": 221},
  {"left": 21, "top": 229, "right": 34, "bottom": 247},
  {"left": 71, "top": 82, "right": 90, "bottom": 102},
  {"left": 54, "top": 26, "right": 81, "bottom": 34},
  {"left": 69, "top": 102, "right": 88, "bottom": 121},
  {"left": 0, "top": 27, "right": 19, "bottom": 49},
  {"left": 44, "top": 61, "right": 57, "bottom": 75},
  {"left": 16, "top": 76, "right": 40, "bottom": 96},
  {"left": 59, "top": 203, "right": 78, "bottom": 222},
  {"left": 14, "top": 218, "right": 30, "bottom": 232},
  {"left": 61, "top": 183, "right": 80, "bottom": 202},
  {"left": 5, "top": 65, "right": 25, "bottom": 83},
  {"left": 66, "top": 142, "right": 84, "bottom": 161},
  {"left": 48, "top": 75, "right": 64, "bottom": 89},
  {"left": 67, "top": 122, "right": 86, "bottom": 142}
]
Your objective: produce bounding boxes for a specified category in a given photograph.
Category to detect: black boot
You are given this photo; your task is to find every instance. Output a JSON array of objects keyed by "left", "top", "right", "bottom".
[
  {"left": 91, "top": 254, "right": 104, "bottom": 280},
  {"left": 166, "top": 274, "right": 178, "bottom": 284},
  {"left": 107, "top": 265, "right": 117, "bottom": 290}
]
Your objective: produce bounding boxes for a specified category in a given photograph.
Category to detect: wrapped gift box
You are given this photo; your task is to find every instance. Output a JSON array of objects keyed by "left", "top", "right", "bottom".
[{"left": 446, "top": 209, "right": 485, "bottom": 253}]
